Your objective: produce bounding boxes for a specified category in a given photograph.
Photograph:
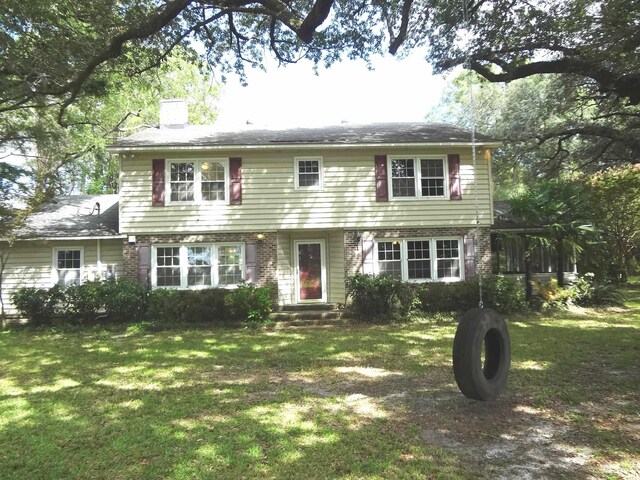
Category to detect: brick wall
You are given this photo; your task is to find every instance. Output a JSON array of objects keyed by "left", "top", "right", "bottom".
[
  {"left": 343, "top": 227, "right": 492, "bottom": 278},
  {"left": 121, "top": 232, "right": 278, "bottom": 287}
]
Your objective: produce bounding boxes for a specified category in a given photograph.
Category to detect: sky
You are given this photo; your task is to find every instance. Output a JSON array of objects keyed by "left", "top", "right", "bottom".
[{"left": 214, "top": 50, "right": 451, "bottom": 129}]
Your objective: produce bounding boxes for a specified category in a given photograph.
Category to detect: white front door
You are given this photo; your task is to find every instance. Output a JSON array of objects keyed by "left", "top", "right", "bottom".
[{"left": 294, "top": 240, "right": 327, "bottom": 303}]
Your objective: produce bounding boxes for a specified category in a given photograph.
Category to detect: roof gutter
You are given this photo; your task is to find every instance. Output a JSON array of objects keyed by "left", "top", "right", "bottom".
[
  {"left": 1, "top": 235, "right": 127, "bottom": 242},
  {"left": 107, "top": 141, "right": 502, "bottom": 154}
]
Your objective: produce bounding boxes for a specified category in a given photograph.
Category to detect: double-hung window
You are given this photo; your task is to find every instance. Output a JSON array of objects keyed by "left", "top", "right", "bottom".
[
  {"left": 295, "top": 157, "right": 323, "bottom": 189},
  {"left": 389, "top": 156, "right": 448, "bottom": 199},
  {"left": 152, "top": 243, "right": 244, "bottom": 288},
  {"left": 375, "top": 238, "right": 462, "bottom": 281},
  {"left": 53, "top": 248, "right": 83, "bottom": 287},
  {"left": 168, "top": 159, "right": 228, "bottom": 203}
]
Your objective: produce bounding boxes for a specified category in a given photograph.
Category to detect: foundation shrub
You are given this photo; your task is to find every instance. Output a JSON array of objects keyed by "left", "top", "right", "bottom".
[
  {"left": 11, "top": 285, "right": 65, "bottom": 325},
  {"left": 346, "top": 274, "right": 417, "bottom": 322},
  {"left": 146, "top": 289, "right": 183, "bottom": 323},
  {"left": 147, "top": 288, "right": 232, "bottom": 323},
  {"left": 225, "top": 281, "right": 275, "bottom": 323},
  {"left": 100, "top": 279, "right": 149, "bottom": 323},
  {"left": 65, "top": 282, "right": 103, "bottom": 323},
  {"left": 417, "top": 275, "right": 527, "bottom": 314},
  {"left": 181, "top": 289, "right": 232, "bottom": 323}
]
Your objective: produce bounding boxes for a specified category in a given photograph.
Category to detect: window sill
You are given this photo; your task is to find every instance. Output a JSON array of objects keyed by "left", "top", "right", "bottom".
[{"left": 389, "top": 196, "right": 449, "bottom": 201}]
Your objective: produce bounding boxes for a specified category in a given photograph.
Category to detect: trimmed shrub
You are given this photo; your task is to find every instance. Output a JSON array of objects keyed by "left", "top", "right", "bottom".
[
  {"left": 224, "top": 281, "right": 274, "bottom": 323},
  {"left": 65, "top": 282, "right": 103, "bottom": 323},
  {"left": 146, "top": 289, "right": 183, "bottom": 323},
  {"left": 11, "top": 285, "right": 65, "bottom": 325},
  {"left": 346, "top": 273, "right": 417, "bottom": 322},
  {"left": 417, "top": 275, "right": 527, "bottom": 314},
  {"left": 181, "top": 289, "right": 231, "bottom": 323},
  {"left": 147, "top": 288, "right": 232, "bottom": 324},
  {"left": 100, "top": 279, "right": 149, "bottom": 323}
]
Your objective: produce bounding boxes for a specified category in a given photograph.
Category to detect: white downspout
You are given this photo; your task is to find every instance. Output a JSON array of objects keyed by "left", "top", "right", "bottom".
[{"left": 97, "top": 239, "right": 102, "bottom": 280}]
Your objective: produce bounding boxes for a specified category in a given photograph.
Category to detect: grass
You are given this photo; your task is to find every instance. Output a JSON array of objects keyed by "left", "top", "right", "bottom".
[{"left": 1, "top": 287, "right": 639, "bottom": 479}]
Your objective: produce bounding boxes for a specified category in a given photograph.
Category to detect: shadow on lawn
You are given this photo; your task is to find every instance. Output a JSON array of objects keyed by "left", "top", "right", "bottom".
[{"left": 0, "top": 311, "right": 638, "bottom": 478}]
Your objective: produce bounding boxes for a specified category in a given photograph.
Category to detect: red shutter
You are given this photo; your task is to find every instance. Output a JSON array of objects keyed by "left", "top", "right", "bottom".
[
  {"left": 448, "top": 154, "right": 462, "bottom": 200},
  {"left": 464, "top": 236, "right": 476, "bottom": 278},
  {"left": 375, "top": 155, "right": 388, "bottom": 202},
  {"left": 152, "top": 159, "right": 165, "bottom": 206},
  {"left": 245, "top": 240, "right": 258, "bottom": 283},
  {"left": 230, "top": 157, "right": 242, "bottom": 205},
  {"left": 137, "top": 242, "right": 151, "bottom": 285}
]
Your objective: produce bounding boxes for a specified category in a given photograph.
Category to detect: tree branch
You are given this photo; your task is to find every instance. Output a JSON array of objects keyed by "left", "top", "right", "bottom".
[
  {"left": 389, "top": 0, "right": 414, "bottom": 55},
  {"left": 470, "top": 57, "right": 640, "bottom": 105},
  {"left": 536, "top": 124, "right": 640, "bottom": 152},
  {"left": 297, "top": 0, "right": 335, "bottom": 43}
]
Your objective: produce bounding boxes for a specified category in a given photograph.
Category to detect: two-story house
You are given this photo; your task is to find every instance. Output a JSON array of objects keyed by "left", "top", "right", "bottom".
[{"left": 0, "top": 100, "right": 497, "bottom": 316}]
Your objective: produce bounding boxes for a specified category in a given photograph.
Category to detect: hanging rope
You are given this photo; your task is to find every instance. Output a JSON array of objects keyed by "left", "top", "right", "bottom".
[{"left": 462, "top": 0, "right": 484, "bottom": 308}]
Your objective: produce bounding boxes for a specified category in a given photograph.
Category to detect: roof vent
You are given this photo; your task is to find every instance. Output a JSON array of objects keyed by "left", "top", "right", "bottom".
[{"left": 159, "top": 99, "right": 188, "bottom": 129}]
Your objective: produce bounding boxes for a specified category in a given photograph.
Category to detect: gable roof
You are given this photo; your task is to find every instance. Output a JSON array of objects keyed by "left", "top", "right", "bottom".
[
  {"left": 13, "top": 194, "right": 121, "bottom": 240},
  {"left": 109, "top": 122, "right": 499, "bottom": 151}
]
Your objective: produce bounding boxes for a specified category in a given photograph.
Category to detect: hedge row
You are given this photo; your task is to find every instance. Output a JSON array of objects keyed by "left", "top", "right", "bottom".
[
  {"left": 346, "top": 274, "right": 528, "bottom": 322},
  {"left": 11, "top": 280, "right": 274, "bottom": 326}
]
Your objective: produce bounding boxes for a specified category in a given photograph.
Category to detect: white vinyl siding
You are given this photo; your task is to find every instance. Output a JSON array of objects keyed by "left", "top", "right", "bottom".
[
  {"left": 375, "top": 238, "right": 463, "bottom": 282},
  {"left": 119, "top": 148, "right": 492, "bottom": 234},
  {"left": 1, "top": 239, "right": 123, "bottom": 316},
  {"left": 151, "top": 243, "right": 244, "bottom": 289}
]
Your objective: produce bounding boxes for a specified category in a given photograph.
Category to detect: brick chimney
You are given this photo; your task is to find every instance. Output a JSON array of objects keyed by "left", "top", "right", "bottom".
[{"left": 159, "top": 99, "right": 188, "bottom": 129}]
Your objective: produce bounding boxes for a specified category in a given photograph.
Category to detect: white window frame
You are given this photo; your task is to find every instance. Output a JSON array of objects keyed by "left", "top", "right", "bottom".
[
  {"left": 52, "top": 247, "right": 84, "bottom": 287},
  {"left": 374, "top": 237, "right": 463, "bottom": 282},
  {"left": 294, "top": 156, "right": 324, "bottom": 190},
  {"left": 294, "top": 239, "right": 328, "bottom": 303},
  {"left": 166, "top": 158, "right": 229, "bottom": 205},
  {"left": 151, "top": 243, "right": 245, "bottom": 289},
  {"left": 387, "top": 155, "right": 449, "bottom": 200}
]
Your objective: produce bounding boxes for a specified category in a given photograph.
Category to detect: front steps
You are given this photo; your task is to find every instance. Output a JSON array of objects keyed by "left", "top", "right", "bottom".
[{"left": 270, "top": 303, "right": 352, "bottom": 327}]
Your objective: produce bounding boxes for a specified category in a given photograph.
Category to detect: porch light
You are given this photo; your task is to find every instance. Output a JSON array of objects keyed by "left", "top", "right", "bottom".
[{"left": 256, "top": 233, "right": 265, "bottom": 241}]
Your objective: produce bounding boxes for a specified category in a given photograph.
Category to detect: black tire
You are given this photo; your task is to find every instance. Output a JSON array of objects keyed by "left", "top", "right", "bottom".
[{"left": 452, "top": 307, "right": 511, "bottom": 401}]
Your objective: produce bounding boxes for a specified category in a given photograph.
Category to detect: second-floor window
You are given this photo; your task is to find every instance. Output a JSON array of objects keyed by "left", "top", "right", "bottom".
[
  {"left": 168, "top": 159, "right": 227, "bottom": 203},
  {"left": 389, "top": 156, "right": 447, "bottom": 199},
  {"left": 295, "top": 157, "right": 323, "bottom": 189}
]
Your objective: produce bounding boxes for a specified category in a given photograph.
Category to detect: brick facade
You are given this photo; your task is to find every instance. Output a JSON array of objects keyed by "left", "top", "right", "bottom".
[
  {"left": 121, "top": 232, "right": 278, "bottom": 287},
  {"left": 344, "top": 227, "right": 492, "bottom": 278},
  {"left": 120, "top": 227, "right": 490, "bottom": 301}
]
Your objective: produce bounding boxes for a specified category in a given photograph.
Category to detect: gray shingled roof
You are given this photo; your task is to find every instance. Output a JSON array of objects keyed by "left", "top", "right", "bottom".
[
  {"left": 110, "top": 122, "right": 498, "bottom": 150},
  {"left": 14, "top": 194, "right": 121, "bottom": 239},
  {"left": 492, "top": 200, "right": 546, "bottom": 231}
]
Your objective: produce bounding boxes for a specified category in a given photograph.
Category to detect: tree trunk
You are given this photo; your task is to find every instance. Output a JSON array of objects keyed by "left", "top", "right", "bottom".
[
  {"left": 523, "top": 234, "right": 533, "bottom": 302},
  {"left": 556, "top": 236, "right": 565, "bottom": 287}
]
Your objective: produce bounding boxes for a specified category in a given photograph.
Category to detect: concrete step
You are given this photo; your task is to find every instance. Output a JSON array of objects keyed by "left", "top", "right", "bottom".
[
  {"left": 278, "top": 303, "right": 336, "bottom": 312},
  {"left": 273, "top": 317, "right": 350, "bottom": 328},
  {"left": 269, "top": 309, "right": 351, "bottom": 322}
]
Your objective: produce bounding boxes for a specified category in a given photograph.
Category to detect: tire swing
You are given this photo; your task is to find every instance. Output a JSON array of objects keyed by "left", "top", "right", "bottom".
[
  {"left": 452, "top": 0, "right": 511, "bottom": 401},
  {"left": 453, "top": 308, "right": 510, "bottom": 401}
]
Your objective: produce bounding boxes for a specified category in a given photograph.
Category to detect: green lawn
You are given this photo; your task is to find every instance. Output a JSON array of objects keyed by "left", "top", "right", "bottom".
[{"left": 1, "top": 288, "right": 639, "bottom": 479}]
